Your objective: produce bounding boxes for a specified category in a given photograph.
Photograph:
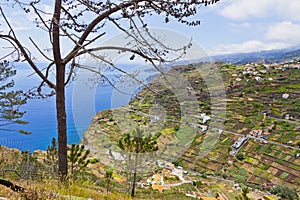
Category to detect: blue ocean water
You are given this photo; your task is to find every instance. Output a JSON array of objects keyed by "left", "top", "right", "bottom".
[
  {"left": 0, "top": 63, "right": 119, "bottom": 151},
  {"left": 0, "top": 61, "right": 158, "bottom": 151}
]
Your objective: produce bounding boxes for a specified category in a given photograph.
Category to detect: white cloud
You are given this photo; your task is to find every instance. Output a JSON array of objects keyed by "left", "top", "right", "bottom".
[
  {"left": 209, "top": 20, "right": 300, "bottom": 55},
  {"left": 218, "top": 0, "right": 300, "bottom": 21},
  {"left": 210, "top": 40, "right": 289, "bottom": 55},
  {"left": 219, "top": 0, "right": 271, "bottom": 20},
  {"left": 265, "top": 21, "right": 300, "bottom": 44}
]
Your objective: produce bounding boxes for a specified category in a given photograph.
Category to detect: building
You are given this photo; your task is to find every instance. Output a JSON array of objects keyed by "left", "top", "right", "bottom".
[
  {"left": 232, "top": 136, "right": 249, "bottom": 149},
  {"left": 250, "top": 130, "right": 263, "bottom": 138},
  {"left": 200, "top": 113, "right": 211, "bottom": 124},
  {"left": 254, "top": 76, "right": 262, "bottom": 82},
  {"left": 282, "top": 93, "right": 289, "bottom": 99},
  {"left": 152, "top": 184, "right": 164, "bottom": 192}
]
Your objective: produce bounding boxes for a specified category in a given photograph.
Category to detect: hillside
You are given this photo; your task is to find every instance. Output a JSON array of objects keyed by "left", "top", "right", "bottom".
[
  {"left": 0, "top": 59, "right": 299, "bottom": 199},
  {"left": 83, "top": 59, "right": 300, "bottom": 194}
]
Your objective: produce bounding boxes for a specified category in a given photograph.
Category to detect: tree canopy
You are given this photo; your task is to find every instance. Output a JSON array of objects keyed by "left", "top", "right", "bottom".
[{"left": 117, "top": 127, "right": 160, "bottom": 197}]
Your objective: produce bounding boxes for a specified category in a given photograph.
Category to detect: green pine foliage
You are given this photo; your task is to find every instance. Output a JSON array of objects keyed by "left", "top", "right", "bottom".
[
  {"left": 67, "top": 144, "right": 90, "bottom": 177},
  {"left": 0, "top": 61, "right": 29, "bottom": 134},
  {"left": 117, "top": 127, "right": 160, "bottom": 197},
  {"left": 45, "top": 137, "right": 58, "bottom": 175},
  {"left": 118, "top": 127, "right": 160, "bottom": 154},
  {"left": 105, "top": 167, "right": 113, "bottom": 194},
  {"left": 236, "top": 153, "right": 245, "bottom": 161}
]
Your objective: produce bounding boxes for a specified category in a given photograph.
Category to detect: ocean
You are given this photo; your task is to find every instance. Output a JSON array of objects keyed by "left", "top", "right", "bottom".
[
  {"left": 0, "top": 60, "right": 161, "bottom": 151},
  {"left": 0, "top": 63, "right": 126, "bottom": 151}
]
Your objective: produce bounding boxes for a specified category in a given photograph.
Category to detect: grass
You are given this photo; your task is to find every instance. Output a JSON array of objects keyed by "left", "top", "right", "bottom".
[
  {"left": 274, "top": 151, "right": 281, "bottom": 157},
  {"left": 264, "top": 195, "right": 279, "bottom": 200},
  {"left": 0, "top": 178, "right": 199, "bottom": 200},
  {"left": 0, "top": 179, "right": 105, "bottom": 200},
  {"left": 262, "top": 163, "right": 271, "bottom": 170},
  {"left": 279, "top": 172, "right": 289, "bottom": 179}
]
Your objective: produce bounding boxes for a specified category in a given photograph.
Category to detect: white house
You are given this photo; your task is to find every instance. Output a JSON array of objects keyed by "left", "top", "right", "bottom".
[{"left": 282, "top": 93, "right": 289, "bottom": 99}]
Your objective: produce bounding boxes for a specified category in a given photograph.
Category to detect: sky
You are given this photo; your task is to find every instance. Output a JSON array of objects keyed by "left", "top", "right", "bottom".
[{"left": 0, "top": 0, "right": 300, "bottom": 59}]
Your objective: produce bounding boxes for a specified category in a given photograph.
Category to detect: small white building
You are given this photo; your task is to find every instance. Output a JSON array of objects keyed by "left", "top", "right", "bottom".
[
  {"left": 151, "top": 115, "right": 161, "bottom": 123},
  {"left": 254, "top": 76, "right": 262, "bottom": 82},
  {"left": 259, "top": 70, "right": 267, "bottom": 74},
  {"left": 200, "top": 113, "right": 211, "bottom": 124},
  {"left": 198, "top": 125, "right": 208, "bottom": 132},
  {"left": 293, "top": 65, "right": 300, "bottom": 69},
  {"left": 282, "top": 93, "right": 289, "bottom": 99}
]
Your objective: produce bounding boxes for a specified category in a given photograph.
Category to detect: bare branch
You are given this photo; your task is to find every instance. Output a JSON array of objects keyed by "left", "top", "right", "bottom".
[
  {"left": 63, "top": 0, "right": 142, "bottom": 65},
  {"left": 75, "top": 63, "right": 131, "bottom": 96},
  {"left": 29, "top": 37, "right": 53, "bottom": 62},
  {"left": 61, "top": 5, "right": 84, "bottom": 29},
  {"left": 0, "top": 7, "right": 55, "bottom": 89},
  {"left": 31, "top": 3, "right": 51, "bottom": 31},
  {"left": 65, "top": 58, "right": 76, "bottom": 86},
  {"left": 83, "top": 49, "right": 159, "bottom": 95},
  {"left": 75, "top": 45, "right": 179, "bottom": 93},
  {"left": 0, "top": 50, "right": 16, "bottom": 61}
]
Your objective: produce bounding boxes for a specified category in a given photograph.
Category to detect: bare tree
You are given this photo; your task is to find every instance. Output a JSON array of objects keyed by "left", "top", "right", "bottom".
[{"left": 0, "top": 0, "right": 221, "bottom": 177}]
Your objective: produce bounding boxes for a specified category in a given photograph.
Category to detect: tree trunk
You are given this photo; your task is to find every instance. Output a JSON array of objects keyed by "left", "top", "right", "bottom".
[
  {"left": 131, "top": 170, "right": 137, "bottom": 197},
  {"left": 56, "top": 64, "right": 67, "bottom": 177},
  {"left": 131, "top": 153, "right": 138, "bottom": 197},
  {"left": 52, "top": 0, "right": 67, "bottom": 177}
]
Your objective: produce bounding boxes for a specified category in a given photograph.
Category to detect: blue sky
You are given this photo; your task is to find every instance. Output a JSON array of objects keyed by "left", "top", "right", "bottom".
[
  {"left": 1, "top": 0, "right": 300, "bottom": 58},
  {"left": 181, "top": 0, "right": 300, "bottom": 55}
]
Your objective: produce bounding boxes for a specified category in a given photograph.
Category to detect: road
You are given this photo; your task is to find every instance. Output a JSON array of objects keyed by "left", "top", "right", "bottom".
[
  {"left": 223, "top": 130, "right": 299, "bottom": 150},
  {"left": 269, "top": 116, "right": 300, "bottom": 126},
  {"left": 164, "top": 180, "right": 193, "bottom": 187}
]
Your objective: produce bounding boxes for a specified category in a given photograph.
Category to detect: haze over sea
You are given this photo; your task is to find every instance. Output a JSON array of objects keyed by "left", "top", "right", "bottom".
[{"left": 0, "top": 63, "right": 123, "bottom": 151}]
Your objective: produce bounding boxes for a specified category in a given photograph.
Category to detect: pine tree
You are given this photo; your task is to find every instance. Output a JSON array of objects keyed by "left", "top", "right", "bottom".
[
  {"left": 105, "top": 167, "right": 113, "bottom": 194},
  {"left": 118, "top": 127, "right": 160, "bottom": 197},
  {"left": 0, "top": 61, "right": 29, "bottom": 134},
  {"left": 67, "top": 144, "right": 90, "bottom": 178},
  {"left": 46, "top": 137, "right": 58, "bottom": 175}
]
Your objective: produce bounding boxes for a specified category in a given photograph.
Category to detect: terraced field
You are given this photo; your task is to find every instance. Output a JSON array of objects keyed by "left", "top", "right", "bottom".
[{"left": 84, "top": 60, "right": 300, "bottom": 190}]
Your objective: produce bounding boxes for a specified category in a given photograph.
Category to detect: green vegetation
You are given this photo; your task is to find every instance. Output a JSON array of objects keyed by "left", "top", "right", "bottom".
[
  {"left": 68, "top": 144, "right": 91, "bottom": 178},
  {"left": 45, "top": 137, "right": 58, "bottom": 174},
  {"left": 117, "top": 127, "right": 160, "bottom": 197},
  {"left": 2, "top": 60, "right": 300, "bottom": 198},
  {"left": 105, "top": 167, "right": 114, "bottom": 194},
  {"left": 270, "top": 184, "right": 299, "bottom": 200},
  {"left": 236, "top": 153, "right": 245, "bottom": 161},
  {"left": 231, "top": 168, "right": 248, "bottom": 184},
  {"left": 235, "top": 186, "right": 251, "bottom": 200},
  {"left": 0, "top": 61, "right": 29, "bottom": 134}
]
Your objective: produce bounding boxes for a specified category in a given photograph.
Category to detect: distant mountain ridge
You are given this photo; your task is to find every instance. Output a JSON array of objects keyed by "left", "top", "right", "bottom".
[{"left": 212, "top": 47, "right": 300, "bottom": 64}]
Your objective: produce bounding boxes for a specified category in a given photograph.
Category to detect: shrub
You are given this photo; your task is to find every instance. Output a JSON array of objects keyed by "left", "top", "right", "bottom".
[
  {"left": 236, "top": 153, "right": 245, "bottom": 161},
  {"left": 270, "top": 184, "right": 299, "bottom": 200}
]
